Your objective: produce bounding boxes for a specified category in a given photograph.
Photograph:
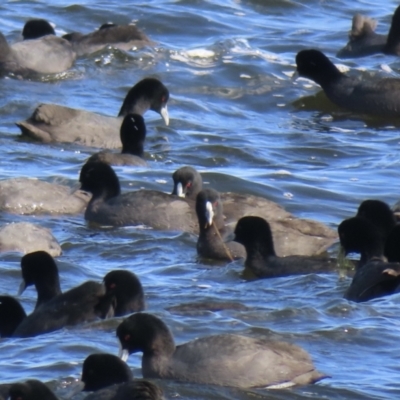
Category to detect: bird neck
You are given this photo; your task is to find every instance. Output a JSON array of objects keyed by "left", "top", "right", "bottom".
[
  {"left": 316, "top": 66, "right": 343, "bottom": 88},
  {"left": 121, "top": 140, "right": 144, "bottom": 157},
  {"left": 90, "top": 182, "right": 121, "bottom": 202},
  {"left": 35, "top": 279, "right": 62, "bottom": 309},
  {"left": 119, "top": 96, "right": 150, "bottom": 117},
  {"left": 358, "top": 242, "right": 385, "bottom": 269},
  {"left": 141, "top": 334, "right": 175, "bottom": 378},
  {"left": 246, "top": 236, "right": 276, "bottom": 260}
]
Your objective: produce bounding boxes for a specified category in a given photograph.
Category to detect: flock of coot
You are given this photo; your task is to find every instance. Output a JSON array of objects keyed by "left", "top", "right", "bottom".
[{"left": 0, "top": 5, "right": 400, "bottom": 400}]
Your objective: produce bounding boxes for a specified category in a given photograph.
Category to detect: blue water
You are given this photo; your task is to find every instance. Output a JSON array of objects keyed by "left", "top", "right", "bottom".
[{"left": 0, "top": 0, "right": 400, "bottom": 399}]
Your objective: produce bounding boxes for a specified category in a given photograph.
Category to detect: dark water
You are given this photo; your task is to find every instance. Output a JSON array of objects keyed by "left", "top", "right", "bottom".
[{"left": 0, "top": 0, "right": 400, "bottom": 399}]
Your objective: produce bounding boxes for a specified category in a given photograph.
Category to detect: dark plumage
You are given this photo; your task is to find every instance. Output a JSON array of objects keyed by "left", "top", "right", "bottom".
[
  {"left": 13, "top": 280, "right": 113, "bottom": 338},
  {"left": 337, "top": 6, "right": 400, "bottom": 58},
  {"left": 0, "top": 269, "right": 143, "bottom": 338},
  {"left": 339, "top": 216, "right": 400, "bottom": 302},
  {"left": 171, "top": 166, "right": 202, "bottom": 199},
  {"left": 117, "top": 313, "right": 327, "bottom": 388},
  {"left": 354, "top": 199, "right": 399, "bottom": 263},
  {"left": 0, "top": 383, "right": 11, "bottom": 400},
  {"left": 0, "top": 296, "right": 26, "bottom": 338},
  {"left": 103, "top": 270, "right": 145, "bottom": 315},
  {"left": 0, "top": 31, "right": 75, "bottom": 76},
  {"left": 22, "top": 19, "right": 55, "bottom": 40},
  {"left": 195, "top": 188, "right": 245, "bottom": 261},
  {"left": 8, "top": 380, "right": 57, "bottom": 400},
  {"left": 337, "top": 14, "right": 386, "bottom": 58},
  {"left": 18, "top": 251, "right": 61, "bottom": 310},
  {"left": 82, "top": 354, "right": 133, "bottom": 391},
  {"left": 79, "top": 353, "right": 164, "bottom": 400},
  {"left": 171, "top": 166, "right": 336, "bottom": 257},
  {"left": 232, "top": 216, "right": 337, "bottom": 278},
  {"left": 356, "top": 199, "right": 396, "bottom": 241},
  {"left": 338, "top": 216, "right": 386, "bottom": 269},
  {"left": 385, "top": 225, "right": 400, "bottom": 263},
  {"left": 295, "top": 49, "right": 400, "bottom": 118},
  {"left": 393, "top": 200, "right": 400, "bottom": 222},
  {"left": 16, "top": 78, "right": 169, "bottom": 148},
  {"left": 84, "top": 381, "right": 163, "bottom": 400},
  {"left": 344, "top": 260, "right": 400, "bottom": 302},
  {"left": 63, "top": 22, "right": 152, "bottom": 57},
  {"left": 87, "top": 114, "right": 147, "bottom": 166},
  {"left": 79, "top": 161, "right": 197, "bottom": 232}
]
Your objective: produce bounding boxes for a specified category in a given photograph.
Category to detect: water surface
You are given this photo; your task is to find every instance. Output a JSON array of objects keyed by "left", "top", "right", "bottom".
[{"left": 0, "top": 0, "right": 400, "bottom": 399}]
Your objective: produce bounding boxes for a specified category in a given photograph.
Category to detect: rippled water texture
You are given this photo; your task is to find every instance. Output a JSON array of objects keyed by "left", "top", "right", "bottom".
[{"left": 0, "top": 0, "right": 400, "bottom": 399}]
